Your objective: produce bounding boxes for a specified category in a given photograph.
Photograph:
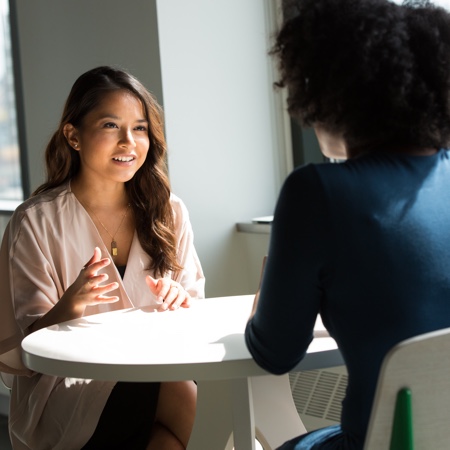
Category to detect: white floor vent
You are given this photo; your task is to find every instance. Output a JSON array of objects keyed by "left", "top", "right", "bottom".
[{"left": 289, "top": 366, "right": 348, "bottom": 430}]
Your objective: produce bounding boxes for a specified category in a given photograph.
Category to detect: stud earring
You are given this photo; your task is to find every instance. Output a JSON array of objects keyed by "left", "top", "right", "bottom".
[{"left": 74, "top": 144, "right": 78, "bottom": 148}]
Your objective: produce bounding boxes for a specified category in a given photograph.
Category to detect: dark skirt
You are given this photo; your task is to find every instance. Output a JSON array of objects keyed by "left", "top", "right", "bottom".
[{"left": 81, "top": 381, "right": 161, "bottom": 450}]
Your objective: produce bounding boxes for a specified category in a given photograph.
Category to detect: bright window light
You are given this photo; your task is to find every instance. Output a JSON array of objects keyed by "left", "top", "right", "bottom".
[{"left": 0, "top": 0, "right": 23, "bottom": 204}]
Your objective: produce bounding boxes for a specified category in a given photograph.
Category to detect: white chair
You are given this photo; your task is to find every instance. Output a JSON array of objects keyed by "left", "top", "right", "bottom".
[
  {"left": 0, "top": 373, "right": 11, "bottom": 418},
  {"left": 0, "top": 373, "right": 13, "bottom": 391},
  {"left": 364, "top": 326, "right": 450, "bottom": 450}
]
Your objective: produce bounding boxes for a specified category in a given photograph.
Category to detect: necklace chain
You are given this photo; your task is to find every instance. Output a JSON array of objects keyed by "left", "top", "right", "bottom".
[{"left": 85, "top": 203, "right": 131, "bottom": 257}]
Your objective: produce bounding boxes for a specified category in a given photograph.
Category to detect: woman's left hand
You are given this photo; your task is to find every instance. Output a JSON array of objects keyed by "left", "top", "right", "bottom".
[{"left": 146, "top": 276, "right": 192, "bottom": 311}]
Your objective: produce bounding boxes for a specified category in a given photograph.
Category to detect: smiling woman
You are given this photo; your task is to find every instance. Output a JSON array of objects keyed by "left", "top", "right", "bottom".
[
  {"left": 64, "top": 90, "right": 150, "bottom": 192},
  {"left": 0, "top": 66, "right": 205, "bottom": 450},
  {"left": 63, "top": 90, "right": 151, "bottom": 264}
]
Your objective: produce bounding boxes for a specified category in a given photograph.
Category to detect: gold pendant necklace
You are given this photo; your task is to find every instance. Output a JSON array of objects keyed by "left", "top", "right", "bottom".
[{"left": 85, "top": 203, "right": 131, "bottom": 257}]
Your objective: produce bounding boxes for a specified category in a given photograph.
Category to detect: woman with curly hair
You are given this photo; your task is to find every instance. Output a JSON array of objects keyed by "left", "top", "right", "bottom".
[
  {"left": 0, "top": 66, "right": 204, "bottom": 449},
  {"left": 245, "top": 1, "right": 450, "bottom": 448}
]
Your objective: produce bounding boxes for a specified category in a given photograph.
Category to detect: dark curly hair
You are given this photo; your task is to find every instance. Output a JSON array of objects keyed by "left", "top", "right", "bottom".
[
  {"left": 32, "top": 66, "right": 182, "bottom": 277},
  {"left": 272, "top": 0, "right": 450, "bottom": 150}
]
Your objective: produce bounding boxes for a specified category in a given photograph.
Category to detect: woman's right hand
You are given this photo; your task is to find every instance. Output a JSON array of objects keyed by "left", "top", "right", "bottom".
[
  {"left": 30, "top": 247, "right": 119, "bottom": 333},
  {"left": 62, "top": 247, "right": 120, "bottom": 313}
]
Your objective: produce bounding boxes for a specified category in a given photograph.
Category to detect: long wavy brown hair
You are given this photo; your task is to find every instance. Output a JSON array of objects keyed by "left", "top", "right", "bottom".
[
  {"left": 272, "top": 0, "right": 450, "bottom": 150},
  {"left": 32, "top": 66, "right": 182, "bottom": 277}
]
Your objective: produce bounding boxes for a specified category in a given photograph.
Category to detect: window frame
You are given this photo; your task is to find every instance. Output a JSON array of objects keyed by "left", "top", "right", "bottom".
[{"left": 0, "top": 0, "right": 29, "bottom": 213}]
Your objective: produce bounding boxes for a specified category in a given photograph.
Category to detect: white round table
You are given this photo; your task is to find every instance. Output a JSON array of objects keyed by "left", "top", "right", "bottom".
[{"left": 22, "top": 295, "right": 342, "bottom": 450}]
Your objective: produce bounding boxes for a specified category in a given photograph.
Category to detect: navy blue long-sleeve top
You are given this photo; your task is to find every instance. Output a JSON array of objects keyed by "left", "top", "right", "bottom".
[{"left": 245, "top": 149, "right": 450, "bottom": 449}]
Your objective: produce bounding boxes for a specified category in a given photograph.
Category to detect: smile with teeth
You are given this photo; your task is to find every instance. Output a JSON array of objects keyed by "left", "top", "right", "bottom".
[{"left": 113, "top": 156, "right": 135, "bottom": 162}]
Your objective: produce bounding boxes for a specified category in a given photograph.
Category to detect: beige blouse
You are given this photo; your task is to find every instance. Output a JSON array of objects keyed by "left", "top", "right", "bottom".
[{"left": 0, "top": 183, "right": 205, "bottom": 450}]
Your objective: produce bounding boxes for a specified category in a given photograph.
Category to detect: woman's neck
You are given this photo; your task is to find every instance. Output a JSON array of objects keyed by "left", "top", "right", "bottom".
[{"left": 70, "top": 177, "right": 129, "bottom": 210}]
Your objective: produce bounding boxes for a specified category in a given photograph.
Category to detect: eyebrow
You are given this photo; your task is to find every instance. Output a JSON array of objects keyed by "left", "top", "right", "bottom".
[{"left": 97, "top": 114, "right": 148, "bottom": 123}]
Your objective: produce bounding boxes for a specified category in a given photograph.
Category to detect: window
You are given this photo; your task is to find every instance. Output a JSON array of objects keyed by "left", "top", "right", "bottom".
[{"left": 0, "top": 0, "right": 26, "bottom": 210}]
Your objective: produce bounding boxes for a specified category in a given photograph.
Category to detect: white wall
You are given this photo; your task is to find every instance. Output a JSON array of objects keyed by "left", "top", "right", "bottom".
[
  {"left": 13, "top": 0, "right": 287, "bottom": 298},
  {"left": 157, "top": 0, "right": 288, "bottom": 296}
]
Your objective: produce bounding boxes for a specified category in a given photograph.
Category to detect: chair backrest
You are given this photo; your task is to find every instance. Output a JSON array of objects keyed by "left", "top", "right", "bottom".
[
  {"left": 364, "top": 326, "right": 450, "bottom": 450},
  {"left": 0, "top": 372, "right": 12, "bottom": 391}
]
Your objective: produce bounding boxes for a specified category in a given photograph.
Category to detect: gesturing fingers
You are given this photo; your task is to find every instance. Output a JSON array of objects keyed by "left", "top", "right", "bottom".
[
  {"left": 146, "top": 276, "right": 191, "bottom": 311},
  {"left": 82, "top": 246, "right": 102, "bottom": 270},
  {"left": 90, "top": 281, "right": 120, "bottom": 302},
  {"left": 77, "top": 251, "right": 119, "bottom": 305},
  {"left": 162, "top": 284, "right": 191, "bottom": 310},
  {"left": 82, "top": 257, "right": 111, "bottom": 278},
  {"left": 60, "top": 249, "right": 119, "bottom": 316}
]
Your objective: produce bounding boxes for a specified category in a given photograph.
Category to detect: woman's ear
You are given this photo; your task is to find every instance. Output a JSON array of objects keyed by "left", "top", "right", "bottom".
[{"left": 63, "top": 123, "right": 80, "bottom": 150}]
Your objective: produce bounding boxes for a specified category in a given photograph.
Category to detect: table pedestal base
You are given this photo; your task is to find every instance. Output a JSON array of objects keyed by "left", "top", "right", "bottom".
[{"left": 188, "top": 374, "right": 307, "bottom": 450}]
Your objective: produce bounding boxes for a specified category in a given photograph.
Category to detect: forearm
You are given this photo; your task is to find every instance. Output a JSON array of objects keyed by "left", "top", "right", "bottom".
[
  {"left": 29, "top": 249, "right": 119, "bottom": 333},
  {"left": 29, "top": 295, "right": 84, "bottom": 333}
]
